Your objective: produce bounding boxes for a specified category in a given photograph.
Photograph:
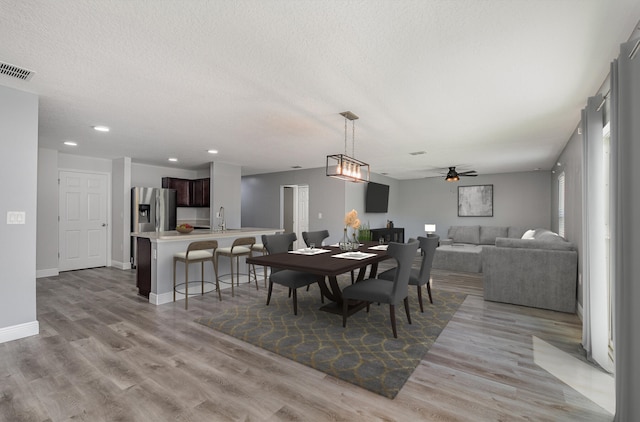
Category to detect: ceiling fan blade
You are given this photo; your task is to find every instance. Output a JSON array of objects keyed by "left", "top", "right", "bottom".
[
  {"left": 461, "top": 173, "right": 478, "bottom": 177},
  {"left": 458, "top": 170, "right": 477, "bottom": 175}
]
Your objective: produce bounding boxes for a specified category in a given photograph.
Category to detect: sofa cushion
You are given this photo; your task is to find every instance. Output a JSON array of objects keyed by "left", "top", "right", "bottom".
[
  {"left": 495, "top": 237, "right": 576, "bottom": 252},
  {"left": 480, "top": 226, "right": 508, "bottom": 245},
  {"left": 508, "top": 226, "right": 528, "bottom": 238},
  {"left": 448, "top": 225, "right": 480, "bottom": 244}
]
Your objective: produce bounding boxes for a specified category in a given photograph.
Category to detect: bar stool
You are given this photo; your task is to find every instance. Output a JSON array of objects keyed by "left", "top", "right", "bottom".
[
  {"left": 173, "top": 240, "right": 220, "bottom": 310},
  {"left": 215, "top": 237, "right": 258, "bottom": 296},
  {"left": 251, "top": 242, "right": 268, "bottom": 288}
]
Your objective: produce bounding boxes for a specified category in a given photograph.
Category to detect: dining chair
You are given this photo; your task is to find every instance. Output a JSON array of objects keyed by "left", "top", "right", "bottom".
[
  {"left": 173, "top": 240, "right": 220, "bottom": 310},
  {"left": 302, "top": 230, "right": 329, "bottom": 248},
  {"left": 341, "top": 240, "right": 419, "bottom": 338},
  {"left": 377, "top": 235, "right": 439, "bottom": 312},
  {"left": 301, "top": 230, "right": 330, "bottom": 292},
  {"left": 262, "top": 233, "right": 322, "bottom": 315}
]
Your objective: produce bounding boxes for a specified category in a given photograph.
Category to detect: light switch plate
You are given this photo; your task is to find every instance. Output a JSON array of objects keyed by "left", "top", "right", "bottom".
[{"left": 7, "top": 211, "right": 26, "bottom": 224}]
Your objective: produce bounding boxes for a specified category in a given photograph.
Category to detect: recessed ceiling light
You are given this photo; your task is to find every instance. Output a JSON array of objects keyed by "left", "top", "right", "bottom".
[
  {"left": 63, "top": 141, "right": 77, "bottom": 146},
  {"left": 207, "top": 149, "right": 218, "bottom": 154},
  {"left": 93, "top": 125, "right": 110, "bottom": 132},
  {"left": 168, "top": 158, "right": 178, "bottom": 162}
]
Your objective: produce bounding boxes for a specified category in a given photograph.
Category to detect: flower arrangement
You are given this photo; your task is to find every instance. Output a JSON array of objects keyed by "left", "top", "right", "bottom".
[{"left": 344, "top": 209, "right": 361, "bottom": 230}]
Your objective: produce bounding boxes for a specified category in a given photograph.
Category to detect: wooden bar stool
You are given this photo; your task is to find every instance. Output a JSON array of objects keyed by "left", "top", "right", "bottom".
[
  {"left": 215, "top": 237, "right": 258, "bottom": 296},
  {"left": 250, "top": 242, "right": 268, "bottom": 288},
  {"left": 173, "top": 240, "right": 220, "bottom": 310}
]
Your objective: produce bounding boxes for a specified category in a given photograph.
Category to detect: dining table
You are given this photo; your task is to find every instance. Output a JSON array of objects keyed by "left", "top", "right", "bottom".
[{"left": 246, "top": 241, "right": 391, "bottom": 315}]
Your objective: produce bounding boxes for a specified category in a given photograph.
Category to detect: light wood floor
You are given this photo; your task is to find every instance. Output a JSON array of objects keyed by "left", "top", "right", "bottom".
[{"left": 0, "top": 266, "right": 612, "bottom": 421}]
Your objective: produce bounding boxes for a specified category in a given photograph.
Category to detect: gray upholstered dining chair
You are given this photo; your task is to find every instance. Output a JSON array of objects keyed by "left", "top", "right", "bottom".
[
  {"left": 341, "top": 240, "right": 419, "bottom": 338},
  {"left": 377, "top": 234, "right": 440, "bottom": 312},
  {"left": 302, "top": 230, "right": 330, "bottom": 248},
  {"left": 261, "top": 233, "right": 322, "bottom": 315}
]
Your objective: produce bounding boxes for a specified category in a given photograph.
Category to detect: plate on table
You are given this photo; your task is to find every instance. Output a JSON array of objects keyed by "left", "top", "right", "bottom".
[
  {"left": 332, "top": 251, "right": 377, "bottom": 260},
  {"left": 368, "top": 244, "right": 388, "bottom": 251},
  {"left": 289, "top": 248, "right": 331, "bottom": 255}
]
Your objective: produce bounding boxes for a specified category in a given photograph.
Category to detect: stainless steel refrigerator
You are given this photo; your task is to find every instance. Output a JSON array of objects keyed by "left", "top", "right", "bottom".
[{"left": 131, "top": 187, "right": 177, "bottom": 267}]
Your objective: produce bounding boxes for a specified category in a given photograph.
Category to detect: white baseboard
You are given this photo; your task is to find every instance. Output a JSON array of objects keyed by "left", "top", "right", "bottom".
[
  {"left": 0, "top": 320, "right": 39, "bottom": 344},
  {"left": 149, "top": 291, "right": 175, "bottom": 305},
  {"left": 111, "top": 260, "right": 132, "bottom": 270},
  {"left": 36, "top": 268, "right": 59, "bottom": 278}
]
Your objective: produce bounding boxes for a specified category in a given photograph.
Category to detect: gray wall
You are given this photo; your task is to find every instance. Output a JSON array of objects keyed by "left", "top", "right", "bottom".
[
  {"left": 0, "top": 85, "right": 38, "bottom": 337},
  {"left": 242, "top": 167, "right": 348, "bottom": 244},
  {"left": 242, "top": 168, "right": 551, "bottom": 244},
  {"left": 391, "top": 171, "right": 550, "bottom": 240}
]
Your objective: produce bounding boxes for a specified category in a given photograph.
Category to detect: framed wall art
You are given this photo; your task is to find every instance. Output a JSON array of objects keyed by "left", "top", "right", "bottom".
[{"left": 458, "top": 185, "right": 493, "bottom": 217}]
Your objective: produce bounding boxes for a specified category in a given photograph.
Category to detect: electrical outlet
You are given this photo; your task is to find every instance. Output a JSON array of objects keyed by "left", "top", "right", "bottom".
[
  {"left": 6, "top": 211, "right": 26, "bottom": 224},
  {"left": 318, "top": 212, "right": 323, "bottom": 219}
]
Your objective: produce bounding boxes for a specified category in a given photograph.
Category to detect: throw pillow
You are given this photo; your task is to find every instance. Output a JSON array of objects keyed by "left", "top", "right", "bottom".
[{"left": 521, "top": 229, "right": 535, "bottom": 239}]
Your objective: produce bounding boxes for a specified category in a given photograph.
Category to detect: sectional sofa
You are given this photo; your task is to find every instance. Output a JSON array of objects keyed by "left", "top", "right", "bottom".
[
  {"left": 433, "top": 225, "right": 527, "bottom": 273},
  {"left": 433, "top": 225, "right": 578, "bottom": 313}
]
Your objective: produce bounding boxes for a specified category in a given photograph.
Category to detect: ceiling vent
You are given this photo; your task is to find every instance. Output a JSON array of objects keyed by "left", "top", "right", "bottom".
[{"left": 0, "top": 61, "right": 35, "bottom": 81}]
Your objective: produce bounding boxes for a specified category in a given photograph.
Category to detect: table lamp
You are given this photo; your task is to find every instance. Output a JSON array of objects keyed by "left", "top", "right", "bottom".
[{"left": 424, "top": 224, "right": 436, "bottom": 234}]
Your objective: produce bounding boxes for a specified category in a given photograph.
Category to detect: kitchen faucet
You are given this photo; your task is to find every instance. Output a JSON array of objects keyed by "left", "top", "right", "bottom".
[{"left": 219, "top": 206, "right": 225, "bottom": 231}]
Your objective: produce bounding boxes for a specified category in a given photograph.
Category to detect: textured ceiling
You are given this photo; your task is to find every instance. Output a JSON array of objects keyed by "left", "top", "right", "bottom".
[{"left": 1, "top": 1, "right": 639, "bottom": 179}]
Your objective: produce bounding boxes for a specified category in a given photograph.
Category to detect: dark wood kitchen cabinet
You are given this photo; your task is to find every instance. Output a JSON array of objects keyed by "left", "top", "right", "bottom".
[
  {"left": 162, "top": 177, "right": 210, "bottom": 207},
  {"left": 162, "top": 177, "right": 191, "bottom": 206},
  {"left": 191, "top": 178, "right": 210, "bottom": 207}
]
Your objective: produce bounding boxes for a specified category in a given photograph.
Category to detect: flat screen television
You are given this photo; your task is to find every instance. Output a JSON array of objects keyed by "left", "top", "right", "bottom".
[{"left": 365, "top": 182, "right": 389, "bottom": 213}]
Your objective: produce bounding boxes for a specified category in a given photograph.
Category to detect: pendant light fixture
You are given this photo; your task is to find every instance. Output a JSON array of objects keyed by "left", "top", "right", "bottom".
[{"left": 326, "top": 111, "right": 370, "bottom": 183}]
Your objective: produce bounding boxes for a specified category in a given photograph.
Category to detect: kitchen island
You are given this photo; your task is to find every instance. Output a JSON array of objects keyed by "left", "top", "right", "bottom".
[{"left": 132, "top": 227, "right": 283, "bottom": 305}]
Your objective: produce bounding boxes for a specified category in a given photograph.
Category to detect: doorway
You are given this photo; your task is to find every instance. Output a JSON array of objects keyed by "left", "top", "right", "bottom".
[
  {"left": 280, "top": 185, "right": 309, "bottom": 250},
  {"left": 58, "top": 170, "right": 110, "bottom": 271}
]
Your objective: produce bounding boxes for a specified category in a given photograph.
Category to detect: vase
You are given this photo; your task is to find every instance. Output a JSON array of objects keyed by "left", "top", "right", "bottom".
[
  {"left": 339, "top": 228, "right": 351, "bottom": 251},
  {"left": 350, "top": 232, "right": 359, "bottom": 251}
]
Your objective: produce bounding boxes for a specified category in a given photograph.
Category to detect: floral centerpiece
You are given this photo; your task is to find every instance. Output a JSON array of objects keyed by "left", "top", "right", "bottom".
[{"left": 341, "top": 209, "right": 361, "bottom": 251}]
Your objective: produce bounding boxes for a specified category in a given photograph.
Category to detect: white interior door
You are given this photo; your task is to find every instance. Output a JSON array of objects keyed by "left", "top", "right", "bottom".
[
  {"left": 280, "top": 185, "right": 309, "bottom": 250},
  {"left": 298, "top": 185, "right": 309, "bottom": 237},
  {"left": 59, "top": 171, "right": 108, "bottom": 271}
]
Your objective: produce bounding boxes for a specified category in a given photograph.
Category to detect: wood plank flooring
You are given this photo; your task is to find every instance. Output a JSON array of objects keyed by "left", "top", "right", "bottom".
[{"left": 0, "top": 265, "right": 613, "bottom": 421}]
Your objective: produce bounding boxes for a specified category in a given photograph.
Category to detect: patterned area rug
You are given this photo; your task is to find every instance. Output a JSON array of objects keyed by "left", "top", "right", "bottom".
[{"left": 195, "top": 283, "right": 465, "bottom": 398}]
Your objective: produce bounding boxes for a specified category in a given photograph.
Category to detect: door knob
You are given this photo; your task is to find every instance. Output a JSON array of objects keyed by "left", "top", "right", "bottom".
[{"left": 102, "top": 223, "right": 107, "bottom": 227}]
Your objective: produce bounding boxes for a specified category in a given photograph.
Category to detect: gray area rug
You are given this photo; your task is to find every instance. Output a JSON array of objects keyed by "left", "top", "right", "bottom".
[{"left": 195, "top": 283, "right": 465, "bottom": 398}]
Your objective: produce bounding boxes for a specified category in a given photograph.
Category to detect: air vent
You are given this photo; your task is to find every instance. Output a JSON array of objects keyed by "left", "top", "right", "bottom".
[{"left": 0, "top": 61, "right": 35, "bottom": 81}]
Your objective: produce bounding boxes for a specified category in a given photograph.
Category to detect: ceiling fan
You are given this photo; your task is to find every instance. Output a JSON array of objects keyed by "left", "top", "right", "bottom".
[{"left": 445, "top": 166, "right": 477, "bottom": 182}]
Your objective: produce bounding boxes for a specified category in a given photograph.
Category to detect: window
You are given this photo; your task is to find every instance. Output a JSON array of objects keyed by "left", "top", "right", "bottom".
[{"left": 558, "top": 172, "right": 565, "bottom": 237}]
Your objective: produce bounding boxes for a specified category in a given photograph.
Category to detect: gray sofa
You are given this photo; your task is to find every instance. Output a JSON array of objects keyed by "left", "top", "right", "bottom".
[
  {"left": 482, "top": 229, "right": 578, "bottom": 313},
  {"left": 432, "top": 225, "right": 527, "bottom": 273}
]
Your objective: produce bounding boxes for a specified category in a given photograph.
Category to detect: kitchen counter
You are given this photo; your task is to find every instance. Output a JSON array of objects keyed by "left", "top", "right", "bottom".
[
  {"left": 132, "top": 227, "right": 283, "bottom": 304},
  {"left": 132, "top": 227, "right": 281, "bottom": 241}
]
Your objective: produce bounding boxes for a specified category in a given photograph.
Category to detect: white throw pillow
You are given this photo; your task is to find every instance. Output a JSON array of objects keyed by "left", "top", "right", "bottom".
[{"left": 521, "top": 229, "right": 535, "bottom": 239}]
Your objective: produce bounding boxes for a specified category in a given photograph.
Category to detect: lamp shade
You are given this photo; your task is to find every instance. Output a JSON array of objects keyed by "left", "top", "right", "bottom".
[{"left": 424, "top": 224, "right": 436, "bottom": 233}]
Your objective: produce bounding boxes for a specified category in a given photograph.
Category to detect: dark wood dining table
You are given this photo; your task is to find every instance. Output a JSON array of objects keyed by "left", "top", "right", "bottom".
[{"left": 246, "top": 242, "right": 391, "bottom": 315}]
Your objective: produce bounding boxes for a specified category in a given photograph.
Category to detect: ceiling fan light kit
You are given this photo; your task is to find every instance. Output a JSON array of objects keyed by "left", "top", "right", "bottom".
[
  {"left": 326, "top": 111, "right": 370, "bottom": 183},
  {"left": 444, "top": 166, "right": 477, "bottom": 182}
]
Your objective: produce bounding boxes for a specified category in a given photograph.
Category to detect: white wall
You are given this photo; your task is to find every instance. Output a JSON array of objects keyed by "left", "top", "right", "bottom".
[
  {"left": 112, "top": 157, "right": 131, "bottom": 269},
  {"left": 211, "top": 162, "right": 241, "bottom": 229},
  {"left": 0, "top": 85, "right": 39, "bottom": 342},
  {"left": 131, "top": 162, "right": 199, "bottom": 188},
  {"left": 36, "top": 148, "right": 59, "bottom": 277}
]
